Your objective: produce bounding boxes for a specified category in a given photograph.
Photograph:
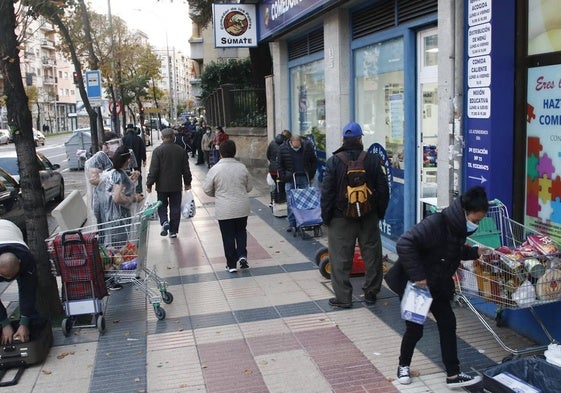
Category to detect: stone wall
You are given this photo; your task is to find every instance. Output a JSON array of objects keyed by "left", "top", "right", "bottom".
[{"left": 225, "top": 127, "right": 268, "bottom": 169}]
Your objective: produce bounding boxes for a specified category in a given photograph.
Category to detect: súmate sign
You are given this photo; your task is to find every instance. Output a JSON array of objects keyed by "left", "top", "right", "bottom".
[{"left": 213, "top": 3, "right": 257, "bottom": 48}]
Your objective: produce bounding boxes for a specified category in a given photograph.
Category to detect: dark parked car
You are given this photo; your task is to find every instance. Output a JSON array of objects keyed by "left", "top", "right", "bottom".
[
  {"left": 0, "top": 151, "right": 65, "bottom": 204},
  {"left": 0, "top": 167, "right": 25, "bottom": 233}
]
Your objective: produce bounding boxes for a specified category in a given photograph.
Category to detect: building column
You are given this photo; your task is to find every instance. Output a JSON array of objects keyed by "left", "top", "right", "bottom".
[
  {"left": 323, "top": 9, "right": 351, "bottom": 157},
  {"left": 270, "top": 41, "right": 290, "bottom": 135}
]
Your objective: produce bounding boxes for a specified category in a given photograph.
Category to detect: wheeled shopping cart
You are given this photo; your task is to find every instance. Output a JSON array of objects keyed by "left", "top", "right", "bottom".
[
  {"left": 455, "top": 199, "right": 561, "bottom": 357},
  {"left": 48, "top": 231, "right": 109, "bottom": 336},
  {"left": 287, "top": 172, "right": 323, "bottom": 239}
]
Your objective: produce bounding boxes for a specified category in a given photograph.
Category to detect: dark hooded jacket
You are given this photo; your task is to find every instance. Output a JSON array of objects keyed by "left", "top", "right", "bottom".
[
  {"left": 266, "top": 135, "right": 285, "bottom": 173},
  {"left": 277, "top": 139, "right": 317, "bottom": 183},
  {"left": 320, "top": 144, "right": 389, "bottom": 224},
  {"left": 386, "top": 197, "right": 480, "bottom": 300}
]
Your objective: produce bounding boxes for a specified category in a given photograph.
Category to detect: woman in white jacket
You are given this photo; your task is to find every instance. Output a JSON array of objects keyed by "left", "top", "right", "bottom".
[{"left": 203, "top": 140, "right": 253, "bottom": 272}]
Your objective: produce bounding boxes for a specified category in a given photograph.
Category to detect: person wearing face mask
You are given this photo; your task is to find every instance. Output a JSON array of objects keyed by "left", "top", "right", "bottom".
[
  {"left": 277, "top": 135, "right": 317, "bottom": 232},
  {"left": 384, "top": 186, "right": 490, "bottom": 389},
  {"left": 201, "top": 126, "right": 213, "bottom": 168}
]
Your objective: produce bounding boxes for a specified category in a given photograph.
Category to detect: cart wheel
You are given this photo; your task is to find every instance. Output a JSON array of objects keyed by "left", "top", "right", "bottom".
[
  {"left": 319, "top": 256, "right": 331, "bottom": 279},
  {"left": 154, "top": 306, "right": 166, "bottom": 320},
  {"left": 61, "top": 318, "right": 71, "bottom": 337},
  {"left": 314, "top": 247, "right": 329, "bottom": 266},
  {"left": 97, "top": 315, "right": 106, "bottom": 334},
  {"left": 161, "top": 291, "right": 174, "bottom": 304},
  {"left": 313, "top": 226, "right": 322, "bottom": 237}
]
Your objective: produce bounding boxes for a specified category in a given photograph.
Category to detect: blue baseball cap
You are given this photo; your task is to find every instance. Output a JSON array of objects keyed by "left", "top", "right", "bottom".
[{"left": 342, "top": 122, "right": 363, "bottom": 138}]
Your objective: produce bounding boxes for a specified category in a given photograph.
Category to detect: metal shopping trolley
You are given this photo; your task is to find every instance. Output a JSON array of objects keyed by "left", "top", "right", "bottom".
[{"left": 455, "top": 199, "right": 561, "bottom": 358}]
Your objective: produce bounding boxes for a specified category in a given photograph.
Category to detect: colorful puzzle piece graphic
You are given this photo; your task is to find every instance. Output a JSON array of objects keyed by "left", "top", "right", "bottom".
[
  {"left": 528, "top": 176, "right": 540, "bottom": 197},
  {"left": 551, "top": 197, "right": 561, "bottom": 223},
  {"left": 537, "top": 153, "right": 556, "bottom": 179},
  {"left": 528, "top": 153, "right": 540, "bottom": 181},
  {"left": 527, "top": 193, "right": 540, "bottom": 217},
  {"left": 527, "top": 103, "right": 536, "bottom": 123},
  {"left": 527, "top": 136, "right": 542, "bottom": 157},
  {"left": 538, "top": 199, "right": 553, "bottom": 222},
  {"left": 551, "top": 176, "right": 561, "bottom": 201},
  {"left": 538, "top": 174, "right": 553, "bottom": 204}
]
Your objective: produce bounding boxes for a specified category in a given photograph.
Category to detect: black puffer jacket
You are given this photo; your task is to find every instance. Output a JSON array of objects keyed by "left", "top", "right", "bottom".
[
  {"left": 266, "top": 135, "right": 284, "bottom": 173},
  {"left": 393, "top": 198, "right": 480, "bottom": 300},
  {"left": 277, "top": 140, "right": 317, "bottom": 183},
  {"left": 320, "top": 146, "right": 390, "bottom": 224}
]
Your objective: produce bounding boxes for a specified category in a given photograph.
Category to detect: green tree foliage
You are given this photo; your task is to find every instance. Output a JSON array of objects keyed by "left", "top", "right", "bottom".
[
  {"left": 200, "top": 58, "right": 255, "bottom": 98},
  {"left": 187, "top": 0, "right": 212, "bottom": 28}
]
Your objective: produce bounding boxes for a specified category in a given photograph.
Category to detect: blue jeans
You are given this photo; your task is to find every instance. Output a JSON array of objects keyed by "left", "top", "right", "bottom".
[{"left": 285, "top": 178, "right": 309, "bottom": 227}]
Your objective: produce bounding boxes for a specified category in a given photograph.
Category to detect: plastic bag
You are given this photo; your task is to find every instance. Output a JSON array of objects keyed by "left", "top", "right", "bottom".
[
  {"left": 400, "top": 281, "right": 433, "bottom": 325},
  {"left": 512, "top": 279, "right": 536, "bottom": 307},
  {"left": 266, "top": 172, "right": 275, "bottom": 187},
  {"left": 182, "top": 190, "right": 196, "bottom": 219}
]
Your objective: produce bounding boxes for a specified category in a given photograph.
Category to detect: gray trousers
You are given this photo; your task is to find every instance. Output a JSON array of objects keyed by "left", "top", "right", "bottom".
[{"left": 328, "top": 214, "right": 383, "bottom": 304}]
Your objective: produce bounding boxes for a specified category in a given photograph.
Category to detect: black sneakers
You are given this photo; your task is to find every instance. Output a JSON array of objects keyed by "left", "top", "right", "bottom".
[
  {"left": 362, "top": 293, "right": 377, "bottom": 305},
  {"left": 328, "top": 298, "right": 352, "bottom": 308},
  {"left": 446, "top": 372, "right": 482, "bottom": 388},
  {"left": 238, "top": 257, "right": 249, "bottom": 269},
  {"left": 397, "top": 365, "right": 411, "bottom": 385},
  {"left": 160, "top": 221, "right": 170, "bottom": 236}
]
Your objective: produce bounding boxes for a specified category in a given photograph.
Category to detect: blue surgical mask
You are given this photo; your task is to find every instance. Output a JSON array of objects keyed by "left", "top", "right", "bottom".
[{"left": 466, "top": 219, "right": 478, "bottom": 232}]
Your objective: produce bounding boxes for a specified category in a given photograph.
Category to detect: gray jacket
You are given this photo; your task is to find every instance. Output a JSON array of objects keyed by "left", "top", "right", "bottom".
[
  {"left": 202, "top": 158, "right": 252, "bottom": 220},
  {"left": 146, "top": 141, "right": 191, "bottom": 192}
]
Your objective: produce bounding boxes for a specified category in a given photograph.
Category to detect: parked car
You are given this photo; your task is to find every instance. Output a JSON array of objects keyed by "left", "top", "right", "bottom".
[
  {"left": 0, "top": 130, "right": 10, "bottom": 145},
  {"left": 0, "top": 151, "right": 64, "bottom": 204},
  {"left": 33, "top": 129, "right": 46, "bottom": 146},
  {"left": 0, "top": 167, "right": 25, "bottom": 233}
]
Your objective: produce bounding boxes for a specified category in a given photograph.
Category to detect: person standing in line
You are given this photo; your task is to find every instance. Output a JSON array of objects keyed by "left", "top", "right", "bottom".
[
  {"left": 98, "top": 145, "right": 145, "bottom": 245},
  {"left": 0, "top": 219, "right": 38, "bottom": 344},
  {"left": 266, "top": 133, "right": 286, "bottom": 207},
  {"left": 384, "top": 186, "right": 489, "bottom": 388},
  {"left": 277, "top": 134, "right": 317, "bottom": 232},
  {"left": 174, "top": 126, "right": 193, "bottom": 154},
  {"left": 194, "top": 121, "right": 205, "bottom": 165},
  {"left": 122, "top": 124, "right": 146, "bottom": 194},
  {"left": 202, "top": 140, "right": 252, "bottom": 273},
  {"left": 201, "top": 126, "right": 213, "bottom": 168},
  {"left": 212, "top": 126, "right": 229, "bottom": 165},
  {"left": 146, "top": 128, "right": 192, "bottom": 239},
  {"left": 320, "top": 122, "right": 389, "bottom": 308}
]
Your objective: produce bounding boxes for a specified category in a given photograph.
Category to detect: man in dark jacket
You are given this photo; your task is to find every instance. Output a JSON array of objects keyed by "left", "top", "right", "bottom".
[
  {"left": 146, "top": 128, "right": 192, "bottom": 238},
  {"left": 266, "top": 134, "right": 286, "bottom": 206},
  {"left": 321, "top": 122, "right": 389, "bottom": 308},
  {"left": 0, "top": 219, "right": 38, "bottom": 344},
  {"left": 122, "top": 124, "right": 146, "bottom": 194},
  {"left": 277, "top": 135, "right": 317, "bottom": 231},
  {"left": 385, "top": 186, "right": 489, "bottom": 388}
]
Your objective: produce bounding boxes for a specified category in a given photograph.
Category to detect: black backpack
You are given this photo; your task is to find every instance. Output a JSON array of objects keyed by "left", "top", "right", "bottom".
[{"left": 336, "top": 151, "right": 372, "bottom": 218}]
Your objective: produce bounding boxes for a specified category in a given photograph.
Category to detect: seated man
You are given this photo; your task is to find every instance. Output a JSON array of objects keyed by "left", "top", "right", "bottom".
[{"left": 0, "top": 219, "right": 38, "bottom": 344}]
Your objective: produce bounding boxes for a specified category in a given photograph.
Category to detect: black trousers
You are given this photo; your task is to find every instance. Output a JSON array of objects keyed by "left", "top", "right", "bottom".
[
  {"left": 399, "top": 296, "right": 460, "bottom": 377},
  {"left": 218, "top": 216, "right": 248, "bottom": 269},
  {"left": 157, "top": 191, "right": 182, "bottom": 234}
]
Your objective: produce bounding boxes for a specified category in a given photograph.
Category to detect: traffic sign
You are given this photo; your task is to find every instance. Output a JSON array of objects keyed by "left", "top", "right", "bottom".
[
  {"left": 85, "top": 70, "right": 102, "bottom": 100},
  {"left": 108, "top": 100, "right": 123, "bottom": 115}
]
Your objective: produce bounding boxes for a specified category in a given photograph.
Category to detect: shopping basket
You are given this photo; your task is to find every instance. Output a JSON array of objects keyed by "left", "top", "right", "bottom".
[{"left": 456, "top": 199, "right": 561, "bottom": 357}]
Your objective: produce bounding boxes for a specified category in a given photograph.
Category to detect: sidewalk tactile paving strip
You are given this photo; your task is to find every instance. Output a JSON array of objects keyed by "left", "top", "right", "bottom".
[
  {"left": 147, "top": 330, "right": 195, "bottom": 350},
  {"left": 283, "top": 313, "right": 335, "bottom": 332}
]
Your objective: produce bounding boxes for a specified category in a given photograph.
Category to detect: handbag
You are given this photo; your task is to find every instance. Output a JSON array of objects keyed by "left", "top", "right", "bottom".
[
  {"left": 182, "top": 190, "right": 196, "bottom": 218},
  {"left": 400, "top": 281, "right": 433, "bottom": 325},
  {"left": 384, "top": 261, "right": 408, "bottom": 296}
]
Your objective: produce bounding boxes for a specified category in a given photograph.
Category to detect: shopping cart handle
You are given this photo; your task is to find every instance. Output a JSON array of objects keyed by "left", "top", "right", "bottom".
[{"left": 143, "top": 200, "right": 162, "bottom": 216}]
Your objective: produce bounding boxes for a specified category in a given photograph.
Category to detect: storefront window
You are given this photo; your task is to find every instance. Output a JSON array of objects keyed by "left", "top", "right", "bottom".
[
  {"left": 355, "top": 38, "right": 404, "bottom": 240},
  {"left": 290, "top": 59, "right": 326, "bottom": 180}
]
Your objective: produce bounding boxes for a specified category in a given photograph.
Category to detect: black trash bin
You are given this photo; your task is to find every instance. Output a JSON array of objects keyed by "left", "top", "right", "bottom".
[{"left": 483, "top": 357, "right": 561, "bottom": 393}]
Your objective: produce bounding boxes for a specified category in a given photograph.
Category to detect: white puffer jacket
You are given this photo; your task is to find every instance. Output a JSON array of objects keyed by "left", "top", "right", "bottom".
[{"left": 202, "top": 158, "right": 252, "bottom": 220}]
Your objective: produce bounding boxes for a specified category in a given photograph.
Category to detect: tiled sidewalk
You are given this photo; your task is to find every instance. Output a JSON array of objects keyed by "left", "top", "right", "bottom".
[{"left": 0, "top": 154, "right": 538, "bottom": 393}]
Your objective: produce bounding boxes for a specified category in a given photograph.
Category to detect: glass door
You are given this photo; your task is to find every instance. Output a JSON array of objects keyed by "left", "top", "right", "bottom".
[{"left": 417, "top": 28, "right": 438, "bottom": 220}]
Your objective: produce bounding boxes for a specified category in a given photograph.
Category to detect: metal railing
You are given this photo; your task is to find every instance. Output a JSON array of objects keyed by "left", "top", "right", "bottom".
[{"left": 203, "top": 85, "right": 266, "bottom": 128}]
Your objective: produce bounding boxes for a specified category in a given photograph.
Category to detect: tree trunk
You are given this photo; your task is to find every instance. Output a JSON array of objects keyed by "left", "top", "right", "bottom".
[
  {"left": 0, "top": 1, "right": 63, "bottom": 319},
  {"left": 50, "top": 12, "right": 100, "bottom": 152}
]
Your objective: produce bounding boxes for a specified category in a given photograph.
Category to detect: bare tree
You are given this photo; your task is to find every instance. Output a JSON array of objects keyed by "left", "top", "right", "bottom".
[{"left": 0, "top": 0, "right": 63, "bottom": 318}]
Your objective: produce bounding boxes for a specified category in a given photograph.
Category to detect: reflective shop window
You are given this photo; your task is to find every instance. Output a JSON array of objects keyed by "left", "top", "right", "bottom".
[{"left": 355, "top": 37, "right": 405, "bottom": 241}]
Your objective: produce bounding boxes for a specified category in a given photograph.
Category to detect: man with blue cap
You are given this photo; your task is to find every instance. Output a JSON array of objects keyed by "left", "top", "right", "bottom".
[{"left": 320, "top": 122, "right": 389, "bottom": 308}]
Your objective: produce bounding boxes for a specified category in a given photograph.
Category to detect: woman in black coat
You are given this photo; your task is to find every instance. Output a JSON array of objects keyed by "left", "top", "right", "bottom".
[{"left": 386, "top": 186, "right": 490, "bottom": 389}]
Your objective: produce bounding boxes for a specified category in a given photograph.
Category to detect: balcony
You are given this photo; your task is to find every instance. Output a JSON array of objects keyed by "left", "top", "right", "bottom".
[
  {"left": 39, "top": 17, "right": 56, "bottom": 32},
  {"left": 41, "top": 39, "right": 55, "bottom": 48},
  {"left": 43, "top": 77, "right": 56, "bottom": 85},
  {"left": 189, "top": 38, "right": 204, "bottom": 60},
  {"left": 42, "top": 57, "right": 56, "bottom": 66}
]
